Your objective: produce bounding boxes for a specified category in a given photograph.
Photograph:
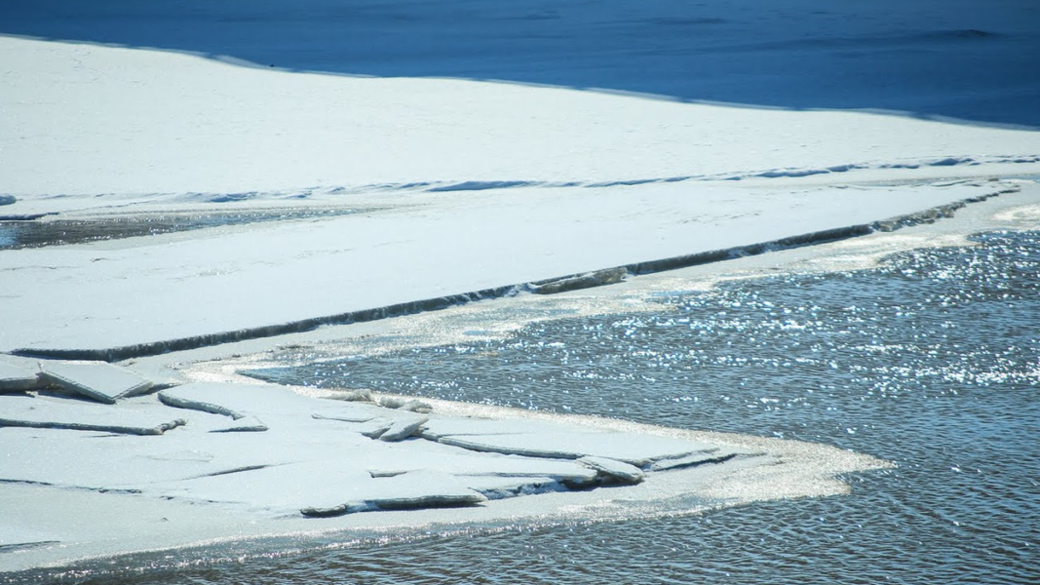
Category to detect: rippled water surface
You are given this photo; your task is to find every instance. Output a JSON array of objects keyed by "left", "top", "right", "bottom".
[{"left": 26, "top": 231, "right": 1040, "bottom": 584}]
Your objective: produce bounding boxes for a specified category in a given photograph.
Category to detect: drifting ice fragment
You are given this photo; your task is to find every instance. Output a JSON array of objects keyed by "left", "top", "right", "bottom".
[{"left": 39, "top": 361, "right": 153, "bottom": 404}]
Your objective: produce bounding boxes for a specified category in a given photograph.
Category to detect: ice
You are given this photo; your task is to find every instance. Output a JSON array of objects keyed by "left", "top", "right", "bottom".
[
  {"left": 0, "top": 525, "right": 59, "bottom": 553},
  {"left": 301, "top": 471, "right": 488, "bottom": 518},
  {"left": 159, "top": 382, "right": 383, "bottom": 422},
  {"left": 377, "top": 415, "right": 430, "bottom": 442},
  {"left": 0, "top": 0, "right": 1031, "bottom": 570},
  {"left": 456, "top": 475, "right": 561, "bottom": 499},
  {"left": 530, "top": 267, "right": 628, "bottom": 295},
  {"left": 0, "top": 394, "right": 184, "bottom": 436},
  {"left": 579, "top": 456, "right": 646, "bottom": 485},
  {"left": 38, "top": 361, "right": 153, "bottom": 404},
  {"left": 650, "top": 448, "right": 746, "bottom": 472},
  {"left": 0, "top": 358, "right": 40, "bottom": 392},
  {"left": 437, "top": 430, "right": 718, "bottom": 467},
  {"left": 420, "top": 417, "right": 594, "bottom": 440}
]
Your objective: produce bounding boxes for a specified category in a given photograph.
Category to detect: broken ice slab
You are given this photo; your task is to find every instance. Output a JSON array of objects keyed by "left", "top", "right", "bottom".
[
  {"left": 209, "top": 415, "right": 268, "bottom": 433},
  {"left": 38, "top": 360, "right": 152, "bottom": 404},
  {"left": 135, "top": 458, "right": 486, "bottom": 517},
  {"left": 579, "top": 456, "right": 645, "bottom": 484},
  {"left": 0, "top": 358, "right": 41, "bottom": 392},
  {"left": 437, "top": 430, "right": 718, "bottom": 467},
  {"left": 378, "top": 415, "right": 428, "bottom": 442},
  {"left": 0, "top": 524, "right": 60, "bottom": 553},
  {"left": 159, "top": 382, "right": 384, "bottom": 423},
  {"left": 0, "top": 394, "right": 184, "bottom": 435},
  {"left": 530, "top": 266, "right": 627, "bottom": 295},
  {"left": 315, "top": 413, "right": 428, "bottom": 441},
  {"left": 457, "top": 474, "right": 561, "bottom": 499},
  {"left": 366, "top": 440, "right": 599, "bottom": 486}
]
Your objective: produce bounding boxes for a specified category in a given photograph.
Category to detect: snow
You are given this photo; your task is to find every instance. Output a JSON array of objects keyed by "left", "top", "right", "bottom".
[{"left": 38, "top": 360, "right": 153, "bottom": 404}]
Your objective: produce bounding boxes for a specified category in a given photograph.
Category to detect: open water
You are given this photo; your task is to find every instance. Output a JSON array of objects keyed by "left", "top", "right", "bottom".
[{"left": 23, "top": 230, "right": 1040, "bottom": 584}]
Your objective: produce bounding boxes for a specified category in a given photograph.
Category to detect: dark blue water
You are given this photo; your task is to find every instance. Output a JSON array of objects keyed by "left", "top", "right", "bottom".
[
  {"left": 4, "top": 0, "right": 1040, "bottom": 127},
  {"left": 14, "top": 230, "right": 1040, "bottom": 583},
  {"left": 0, "top": 209, "right": 353, "bottom": 250}
]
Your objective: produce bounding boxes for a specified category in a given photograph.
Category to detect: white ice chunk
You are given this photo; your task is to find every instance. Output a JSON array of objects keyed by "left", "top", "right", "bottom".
[
  {"left": 0, "top": 359, "right": 41, "bottom": 392},
  {"left": 38, "top": 361, "right": 152, "bottom": 404}
]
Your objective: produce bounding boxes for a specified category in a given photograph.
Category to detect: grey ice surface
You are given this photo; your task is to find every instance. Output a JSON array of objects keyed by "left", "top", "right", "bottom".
[
  {"left": 38, "top": 361, "right": 153, "bottom": 404},
  {"left": 0, "top": 195, "right": 15, "bottom": 207}
]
